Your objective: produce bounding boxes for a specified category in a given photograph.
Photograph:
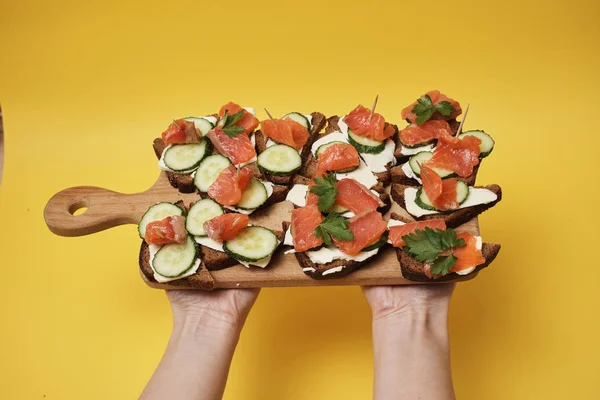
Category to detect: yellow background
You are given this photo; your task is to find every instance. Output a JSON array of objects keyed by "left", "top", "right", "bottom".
[{"left": 1, "top": 0, "right": 599, "bottom": 398}]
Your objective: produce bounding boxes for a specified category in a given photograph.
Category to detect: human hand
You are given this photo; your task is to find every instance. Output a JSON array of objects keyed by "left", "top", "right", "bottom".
[
  {"left": 141, "top": 289, "right": 260, "bottom": 400},
  {"left": 363, "top": 284, "right": 456, "bottom": 400},
  {"left": 362, "top": 283, "right": 454, "bottom": 321},
  {"left": 167, "top": 288, "right": 260, "bottom": 332}
]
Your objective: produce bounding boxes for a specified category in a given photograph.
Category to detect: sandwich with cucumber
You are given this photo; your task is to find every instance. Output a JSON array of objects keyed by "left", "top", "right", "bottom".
[
  {"left": 301, "top": 104, "right": 399, "bottom": 192},
  {"left": 254, "top": 111, "right": 327, "bottom": 185},
  {"left": 153, "top": 102, "right": 261, "bottom": 193},
  {"left": 282, "top": 172, "right": 389, "bottom": 279},
  {"left": 137, "top": 201, "right": 215, "bottom": 289},
  {"left": 195, "top": 161, "right": 288, "bottom": 215},
  {"left": 391, "top": 127, "right": 494, "bottom": 186},
  {"left": 391, "top": 163, "right": 502, "bottom": 229},
  {"left": 185, "top": 200, "right": 284, "bottom": 271},
  {"left": 394, "top": 90, "right": 462, "bottom": 163},
  {"left": 387, "top": 212, "right": 501, "bottom": 282}
]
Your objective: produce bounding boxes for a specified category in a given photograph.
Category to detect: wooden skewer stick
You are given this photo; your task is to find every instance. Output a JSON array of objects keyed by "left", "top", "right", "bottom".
[
  {"left": 455, "top": 104, "right": 470, "bottom": 135},
  {"left": 264, "top": 108, "right": 275, "bottom": 121},
  {"left": 369, "top": 94, "right": 379, "bottom": 121}
]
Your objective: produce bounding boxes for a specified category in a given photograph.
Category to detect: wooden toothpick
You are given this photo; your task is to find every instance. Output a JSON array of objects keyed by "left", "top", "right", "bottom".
[
  {"left": 369, "top": 94, "right": 379, "bottom": 121},
  {"left": 264, "top": 108, "right": 275, "bottom": 121},
  {"left": 455, "top": 104, "right": 470, "bottom": 135}
]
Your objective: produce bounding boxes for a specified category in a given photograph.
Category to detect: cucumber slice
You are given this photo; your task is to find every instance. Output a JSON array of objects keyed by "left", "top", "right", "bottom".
[
  {"left": 223, "top": 226, "right": 279, "bottom": 262},
  {"left": 163, "top": 142, "right": 209, "bottom": 172},
  {"left": 415, "top": 180, "right": 470, "bottom": 211},
  {"left": 236, "top": 179, "right": 269, "bottom": 210},
  {"left": 363, "top": 232, "right": 388, "bottom": 252},
  {"left": 152, "top": 235, "right": 198, "bottom": 278},
  {"left": 282, "top": 112, "right": 311, "bottom": 130},
  {"left": 456, "top": 180, "right": 469, "bottom": 204},
  {"left": 458, "top": 130, "right": 495, "bottom": 158},
  {"left": 347, "top": 129, "right": 385, "bottom": 154},
  {"left": 257, "top": 144, "right": 302, "bottom": 175},
  {"left": 316, "top": 141, "right": 347, "bottom": 158},
  {"left": 414, "top": 188, "right": 436, "bottom": 211},
  {"left": 193, "top": 154, "right": 231, "bottom": 192},
  {"left": 186, "top": 199, "right": 224, "bottom": 236},
  {"left": 408, "top": 151, "right": 456, "bottom": 179},
  {"left": 138, "top": 202, "right": 184, "bottom": 239},
  {"left": 184, "top": 117, "right": 215, "bottom": 136},
  {"left": 400, "top": 136, "right": 436, "bottom": 149}
]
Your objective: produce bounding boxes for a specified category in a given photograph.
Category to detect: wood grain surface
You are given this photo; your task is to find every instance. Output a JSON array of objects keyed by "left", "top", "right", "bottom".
[{"left": 44, "top": 172, "right": 480, "bottom": 289}]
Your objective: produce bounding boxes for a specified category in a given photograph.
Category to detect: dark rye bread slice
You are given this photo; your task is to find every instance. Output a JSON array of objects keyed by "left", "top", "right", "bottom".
[
  {"left": 391, "top": 183, "right": 502, "bottom": 229},
  {"left": 390, "top": 162, "right": 480, "bottom": 187},
  {"left": 298, "top": 116, "right": 398, "bottom": 191},
  {"left": 199, "top": 229, "right": 285, "bottom": 271},
  {"left": 389, "top": 212, "right": 500, "bottom": 282},
  {"left": 393, "top": 118, "right": 461, "bottom": 163},
  {"left": 139, "top": 241, "right": 215, "bottom": 290},
  {"left": 254, "top": 112, "right": 327, "bottom": 186},
  {"left": 291, "top": 175, "right": 392, "bottom": 216},
  {"left": 282, "top": 222, "right": 381, "bottom": 280}
]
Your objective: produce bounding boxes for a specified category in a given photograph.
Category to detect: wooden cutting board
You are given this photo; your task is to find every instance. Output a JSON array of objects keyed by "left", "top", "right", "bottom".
[{"left": 44, "top": 172, "right": 480, "bottom": 289}]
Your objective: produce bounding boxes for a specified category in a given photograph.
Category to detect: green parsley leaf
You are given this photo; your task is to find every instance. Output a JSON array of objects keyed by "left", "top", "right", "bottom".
[
  {"left": 402, "top": 227, "right": 466, "bottom": 264},
  {"left": 314, "top": 212, "right": 354, "bottom": 246},
  {"left": 411, "top": 94, "right": 455, "bottom": 125},
  {"left": 430, "top": 255, "right": 457, "bottom": 276},
  {"left": 226, "top": 110, "right": 245, "bottom": 127},
  {"left": 219, "top": 109, "right": 246, "bottom": 137},
  {"left": 222, "top": 125, "right": 245, "bottom": 137},
  {"left": 434, "top": 101, "right": 455, "bottom": 116},
  {"left": 309, "top": 172, "right": 338, "bottom": 212}
]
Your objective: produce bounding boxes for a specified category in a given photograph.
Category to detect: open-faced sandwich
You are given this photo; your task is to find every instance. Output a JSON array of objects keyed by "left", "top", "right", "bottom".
[
  {"left": 282, "top": 172, "right": 389, "bottom": 279},
  {"left": 394, "top": 90, "right": 462, "bottom": 163},
  {"left": 138, "top": 200, "right": 283, "bottom": 284},
  {"left": 387, "top": 212, "right": 501, "bottom": 281},
  {"left": 137, "top": 201, "right": 214, "bottom": 289},
  {"left": 301, "top": 103, "right": 399, "bottom": 192},
  {"left": 254, "top": 111, "right": 327, "bottom": 185}
]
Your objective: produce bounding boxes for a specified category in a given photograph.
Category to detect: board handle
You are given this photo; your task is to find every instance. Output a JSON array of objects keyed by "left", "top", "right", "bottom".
[{"left": 44, "top": 186, "right": 139, "bottom": 237}]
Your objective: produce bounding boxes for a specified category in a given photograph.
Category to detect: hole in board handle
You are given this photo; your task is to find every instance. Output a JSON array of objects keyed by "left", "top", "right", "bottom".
[{"left": 68, "top": 201, "right": 89, "bottom": 216}]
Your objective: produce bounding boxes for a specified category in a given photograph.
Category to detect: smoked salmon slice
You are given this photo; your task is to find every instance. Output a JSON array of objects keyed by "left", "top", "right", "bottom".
[
  {"left": 315, "top": 143, "right": 360, "bottom": 176},
  {"left": 219, "top": 102, "right": 259, "bottom": 136},
  {"left": 452, "top": 232, "right": 485, "bottom": 272},
  {"left": 207, "top": 126, "right": 256, "bottom": 166},
  {"left": 261, "top": 118, "right": 310, "bottom": 150},
  {"left": 291, "top": 205, "right": 324, "bottom": 252},
  {"left": 203, "top": 213, "right": 250, "bottom": 241},
  {"left": 421, "top": 164, "right": 443, "bottom": 202},
  {"left": 433, "top": 178, "right": 459, "bottom": 211},
  {"left": 343, "top": 105, "right": 396, "bottom": 141},
  {"left": 427, "top": 134, "right": 481, "bottom": 178},
  {"left": 145, "top": 216, "right": 188, "bottom": 245},
  {"left": 401, "top": 90, "right": 462, "bottom": 124},
  {"left": 421, "top": 165, "right": 459, "bottom": 211},
  {"left": 333, "top": 210, "right": 387, "bottom": 256},
  {"left": 335, "top": 178, "right": 385, "bottom": 214},
  {"left": 399, "top": 120, "right": 453, "bottom": 147},
  {"left": 208, "top": 165, "right": 254, "bottom": 206},
  {"left": 389, "top": 219, "right": 447, "bottom": 248},
  {"left": 162, "top": 119, "right": 201, "bottom": 145}
]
